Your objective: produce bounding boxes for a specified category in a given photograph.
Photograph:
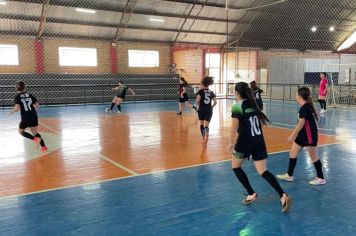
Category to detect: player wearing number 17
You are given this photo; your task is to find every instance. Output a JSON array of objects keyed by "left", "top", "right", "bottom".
[
  {"left": 230, "top": 82, "right": 291, "bottom": 212},
  {"left": 10, "top": 81, "right": 48, "bottom": 152}
]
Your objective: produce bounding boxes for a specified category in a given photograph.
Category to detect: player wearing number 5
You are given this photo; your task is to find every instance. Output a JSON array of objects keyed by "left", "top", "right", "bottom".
[
  {"left": 230, "top": 82, "right": 291, "bottom": 212},
  {"left": 195, "top": 76, "right": 217, "bottom": 144},
  {"left": 10, "top": 81, "right": 48, "bottom": 152}
]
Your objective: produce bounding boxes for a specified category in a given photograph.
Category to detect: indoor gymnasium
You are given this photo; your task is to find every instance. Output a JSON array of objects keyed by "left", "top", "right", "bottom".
[{"left": 0, "top": 0, "right": 356, "bottom": 235}]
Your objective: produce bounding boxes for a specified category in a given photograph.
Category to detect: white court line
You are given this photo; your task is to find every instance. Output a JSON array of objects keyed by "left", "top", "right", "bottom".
[
  {"left": 38, "top": 121, "right": 138, "bottom": 176},
  {"left": 0, "top": 142, "right": 339, "bottom": 200}
]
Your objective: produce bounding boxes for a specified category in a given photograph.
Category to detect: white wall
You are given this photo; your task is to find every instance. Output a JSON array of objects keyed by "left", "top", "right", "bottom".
[{"left": 340, "top": 54, "right": 356, "bottom": 84}]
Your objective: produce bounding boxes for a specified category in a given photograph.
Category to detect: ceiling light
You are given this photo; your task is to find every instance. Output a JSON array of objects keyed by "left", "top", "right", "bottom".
[
  {"left": 311, "top": 26, "right": 317, "bottom": 32},
  {"left": 75, "top": 8, "right": 96, "bottom": 14},
  {"left": 329, "top": 26, "right": 335, "bottom": 32},
  {"left": 0, "top": 1, "right": 7, "bottom": 5},
  {"left": 149, "top": 18, "right": 165, "bottom": 22},
  {"left": 337, "top": 31, "right": 356, "bottom": 51}
]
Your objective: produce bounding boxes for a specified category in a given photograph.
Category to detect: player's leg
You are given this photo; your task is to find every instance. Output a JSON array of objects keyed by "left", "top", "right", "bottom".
[
  {"left": 30, "top": 126, "right": 46, "bottom": 150},
  {"left": 306, "top": 146, "right": 326, "bottom": 185},
  {"left": 276, "top": 142, "right": 302, "bottom": 181},
  {"left": 116, "top": 97, "right": 123, "bottom": 113}
]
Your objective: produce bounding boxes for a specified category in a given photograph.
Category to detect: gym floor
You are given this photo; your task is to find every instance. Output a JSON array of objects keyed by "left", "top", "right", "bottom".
[{"left": 0, "top": 100, "right": 355, "bottom": 235}]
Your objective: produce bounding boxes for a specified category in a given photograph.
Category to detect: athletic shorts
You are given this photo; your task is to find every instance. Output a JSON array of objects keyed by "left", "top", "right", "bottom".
[
  {"left": 198, "top": 110, "right": 213, "bottom": 122},
  {"left": 116, "top": 95, "right": 125, "bottom": 99},
  {"left": 179, "top": 94, "right": 189, "bottom": 103},
  {"left": 233, "top": 143, "right": 268, "bottom": 161},
  {"left": 295, "top": 135, "right": 317, "bottom": 147},
  {"left": 19, "top": 118, "right": 38, "bottom": 129}
]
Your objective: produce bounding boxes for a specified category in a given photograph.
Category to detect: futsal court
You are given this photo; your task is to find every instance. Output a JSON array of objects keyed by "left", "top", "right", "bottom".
[{"left": 1, "top": 0, "right": 356, "bottom": 235}]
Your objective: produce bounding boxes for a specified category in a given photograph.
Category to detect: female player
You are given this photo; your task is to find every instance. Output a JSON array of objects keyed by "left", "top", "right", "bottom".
[
  {"left": 277, "top": 87, "right": 326, "bottom": 185},
  {"left": 250, "top": 80, "right": 264, "bottom": 110},
  {"left": 177, "top": 77, "right": 197, "bottom": 115},
  {"left": 106, "top": 81, "right": 135, "bottom": 113},
  {"left": 318, "top": 72, "right": 328, "bottom": 114},
  {"left": 195, "top": 76, "right": 217, "bottom": 144},
  {"left": 231, "top": 82, "right": 291, "bottom": 212},
  {"left": 10, "top": 81, "right": 48, "bottom": 152}
]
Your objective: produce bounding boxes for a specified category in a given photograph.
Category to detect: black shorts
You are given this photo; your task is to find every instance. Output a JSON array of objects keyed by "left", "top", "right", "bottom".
[
  {"left": 233, "top": 143, "right": 268, "bottom": 161},
  {"left": 19, "top": 118, "right": 38, "bottom": 129},
  {"left": 295, "top": 136, "right": 318, "bottom": 147},
  {"left": 116, "top": 95, "right": 125, "bottom": 99},
  {"left": 179, "top": 94, "right": 189, "bottom": 103},
  {"left": 198, "top": 110, "right": 213, "bottom": 122}
]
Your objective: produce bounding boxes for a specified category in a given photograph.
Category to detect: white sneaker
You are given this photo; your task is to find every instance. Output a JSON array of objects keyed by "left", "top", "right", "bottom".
[
  {"left": 276, "top": 173, "right": 294, "bottom": 182},
  {"left": 320, "top": 109, "right": 326, "bottom": 114},
  {"left": 309, "top": 177, "right": 326, "bottom": 185},
  {"left": 105, "top": 108, "right": 110, "bottom": 113},
  {"left": 117, "top": 111, "right": 122, "bottom": 114}
]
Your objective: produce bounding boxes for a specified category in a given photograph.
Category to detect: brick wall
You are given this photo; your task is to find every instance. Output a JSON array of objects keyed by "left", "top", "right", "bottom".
[{"left": 173, "top": 49, "right": 203, "bottom": 83}]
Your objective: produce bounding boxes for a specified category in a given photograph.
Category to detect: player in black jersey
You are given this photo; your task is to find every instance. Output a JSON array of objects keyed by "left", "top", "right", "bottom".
[
  {"left": 10, "top": 81, "right": 48, "bottom": 152},
  {"left": 250, "top": 81, "right": 263, "bottom": 110},
  {"left": 195, "top": 76, "right": 217, "bottom": 144},
  {"left": 231, "top": 82, "right": 291, "bottom": 212},
  {"left": 177, "top": 77, "right": 197, "bottom": 115},
  {"left": 106, "top": 81, "right": 135, "bottom": 113},
  {"left": 277, "top": 87, "right": 326, "bottom": 185}
]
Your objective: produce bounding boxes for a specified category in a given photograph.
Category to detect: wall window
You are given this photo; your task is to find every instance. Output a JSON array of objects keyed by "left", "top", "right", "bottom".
[
  {"left": 128, "top": 50, "right": 159, "bottom": 67},
  {"left": 59, "top": 47, "right": 97, "bottom": 67},
  {"left": 0, "top": 44, "right": 19, "bottom": 66}
]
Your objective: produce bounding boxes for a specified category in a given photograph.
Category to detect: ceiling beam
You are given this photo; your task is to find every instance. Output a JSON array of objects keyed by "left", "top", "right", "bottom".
[
  {"left": 0, "top": 13, "right": 227, "bottom": 36},
  {"left": 114, "top": 0, "right": 137, "bottom": 42},
  {"left": 0, "top": 30, "right": 223, "bottom": 46}
]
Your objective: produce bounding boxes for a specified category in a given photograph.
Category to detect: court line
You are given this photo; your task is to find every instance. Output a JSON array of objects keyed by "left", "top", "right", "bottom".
[
  {"left": 38, "top": 121, "right": 138, "bottom": 176},
  {"left": 0, "top": 142, "right": 338, "bottom": 200}
]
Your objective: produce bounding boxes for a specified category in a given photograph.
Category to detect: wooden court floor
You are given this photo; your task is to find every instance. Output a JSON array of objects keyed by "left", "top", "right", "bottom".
[{"left": 0, "top": 102, "right": 336, "bottom": 198}]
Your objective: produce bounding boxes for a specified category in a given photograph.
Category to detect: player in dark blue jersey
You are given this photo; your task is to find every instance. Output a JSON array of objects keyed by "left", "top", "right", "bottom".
[
  {"left": 231, "top": 82, "right": 291, "bottom": 212},
  {"left": 277, "top": 87, "right": 326, "bottom": 185},
  {"left": 106, "top": 81, "right": 135, "bottom": 113},
  {"left": 10, "top": 81, "right": 48, "bottom": 152},
  {"left": 195, "top": 76, "right": 217, "bottom": 144}
]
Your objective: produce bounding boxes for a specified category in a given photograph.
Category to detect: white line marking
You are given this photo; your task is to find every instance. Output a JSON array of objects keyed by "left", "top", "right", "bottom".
[
  {"left": 39, "top": 121, "right": 138, "bottom": 175},
  {"left": 0, "top": 142, "right": 339, "bottom": 200}
]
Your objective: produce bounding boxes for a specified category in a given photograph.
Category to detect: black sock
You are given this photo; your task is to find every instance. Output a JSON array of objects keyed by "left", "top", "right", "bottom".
[
  {"left": 313, "top": 160, "right": 324, "bottom": 179},
  {"left": 35, "top": 134, "right": 46, "bottom": 147},
  {"left": 21, "top": 132, "right": 34, "bottom": 140},
  {"left": 287, "top": 158, "right": 297, "bottom": 177},
  {"left": 322, "top": 100, "right": 327, "bottom": 110},
  {"left": 262, "top": 170, "right": 284, "bottom": 198},
  {"left": 318, "top": 99, "right": 323, "bottom": 109},
  {"left": 110, "top": 103, "right": 115, "bottom": 110},
  {"left": 200, "top": 125, "right": 205, "bottom": 137},
  {"left": 204, "top": 127, "right": 209, "bottom": 135},
  {"left": 117, "top": 104, "right": 121, "bottom": 112},
  {"left": 233, "top": 167, "right": 255, "bottom": 195}
]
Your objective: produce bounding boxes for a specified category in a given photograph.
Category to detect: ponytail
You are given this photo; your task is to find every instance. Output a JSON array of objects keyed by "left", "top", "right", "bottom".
[
  {"left": 235, "top": 82, "right": 270, "bottom": 125},
  {"left": 180, "top": 77, "right": 188, "bottom": 86},
  {"left": 307, "top": 96, "right": 319, "bottom": 121},
  {"left": 298, "top": 87, "right": 319, "bottom": 121}
]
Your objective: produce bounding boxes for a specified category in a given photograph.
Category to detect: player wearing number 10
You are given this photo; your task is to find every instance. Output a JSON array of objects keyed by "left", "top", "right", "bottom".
[
  {"left": 230, "top": 82, "right": 291, "bottom": 212},
  {"left": 10, "top": 81, "right": 48, "bottom": 152}
]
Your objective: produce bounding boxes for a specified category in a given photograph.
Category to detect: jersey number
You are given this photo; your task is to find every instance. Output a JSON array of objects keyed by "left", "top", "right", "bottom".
[
  {"left": 204, "top": 93, "right": 211, "bottom": 104},
  {"left": 249, "top": 116, "right": 261, "bottom": 136},
  {"left": 21, "top": 98, "right": 33, "bottom": 111}
]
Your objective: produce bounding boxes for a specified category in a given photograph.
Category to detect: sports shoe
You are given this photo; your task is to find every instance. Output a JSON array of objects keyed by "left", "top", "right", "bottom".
[
  {"left": 281, "top": 193, "right": 291, "bottom": 213},
  {"left": 192, "top": 106, "right": 198, "bottom": 112},
  {"left": 40, "top": 146, "right": 48, "bottom": 153},
  {"left": 309, "top": 177, "right": 326, "bottom": 185},
  {"left": 176, "top": 112, "right": 182, "bottom": 115},
  {"left": 105, "top": 108, "right": 111, "bottom": 113},
  {"left": 33, "top": 137, "right": 41, "bottom": 149},
  {"left": 241, "top": 193, "right": 258, "bottom": 205},
  {"left": 276, "top": 173, "right": 294, "bottom": 182},
  {"left": 117, "top": 111, "right": 122, "bottom": 114},
  {"left": 320, "top": 109, "right": 326, "bottom": 114}
]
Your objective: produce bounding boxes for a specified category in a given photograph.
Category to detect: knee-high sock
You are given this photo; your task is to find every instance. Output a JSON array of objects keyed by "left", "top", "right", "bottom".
[
  {"left": 110, "top": 103, "right": 115, "bottom": 110},
  {"left": 233, "top": 167, "right": 255, "bottom": 195},
  {"left": 313, "top": 160, "right": 324, "bottom": 179},
  {"left": 262, "top": 170, "right": 284, "bottom": 198},
  {"left": 117, "top": 104, "right": 121, "bottom": 112},
  {"left": 21, "top": 132, "right": 34, "bottom": 140},
  {"left": 200, "top": 125, "right": 205, "bottom": 137},
  {"left": 287, "top": 158, "right": 297, "bottom": 177}
]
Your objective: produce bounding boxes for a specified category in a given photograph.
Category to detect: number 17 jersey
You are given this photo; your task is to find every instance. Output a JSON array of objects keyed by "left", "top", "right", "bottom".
[
  {"left": 14, "top": 92, "right": 38, "bottom": 121},
  {"left": 231, "top": 99, "right": 267, "bottom": 159}
]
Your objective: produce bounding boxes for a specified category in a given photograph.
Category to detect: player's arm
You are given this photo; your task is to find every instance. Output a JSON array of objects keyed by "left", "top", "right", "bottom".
[
  {"left": 195, "top": 94, "right": 201, "bottom": 104},
  {"left": 128, "top": 88, "right": 136, "bottom": 95},
  {"left": 34, "top": 102, "right": 40, "bottom": 109},
  {"left": 9, "top": 104, "right": 20, "bottom": 115},
  {"left": 288, "top": 118, "right": 305, "bottom": 143},
  {"left": 212, "top": 97, "right": 217, "bottom": 108},
  {"left": 112, "top": 85, "right": 120, "bottom": 91},
  {"left": 181, "top": 86, "right": 187, "bottom": 97},
  {"left": 230, "top": 118, "right": 239, "bottom": 150}
]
